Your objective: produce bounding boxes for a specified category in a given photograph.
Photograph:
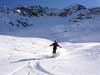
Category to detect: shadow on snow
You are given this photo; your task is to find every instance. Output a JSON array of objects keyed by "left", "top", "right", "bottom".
[{"left": 11, "top": 54, "right": 59, "bottom": 63}]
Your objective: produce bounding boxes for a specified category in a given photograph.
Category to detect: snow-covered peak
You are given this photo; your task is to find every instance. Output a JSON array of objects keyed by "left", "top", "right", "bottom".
[
  {"left": 13, "top": 4, "right": 88, "bottom": 17},
  {"left": 58, "top": 4, "right": 88, "bottom": 17},
  {"left": 65, "top": 4, "right": 87, "bottom": 11}
]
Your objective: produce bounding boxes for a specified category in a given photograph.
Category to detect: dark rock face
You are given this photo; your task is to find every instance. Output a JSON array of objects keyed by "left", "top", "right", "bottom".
[
  {"left": 14, "top": 4, "right": 88, "bottom": 17},
  {"left": 59, "top": 4, "right": 87, "bottom": 17},
  {"left": 90, "top": 7, "right": 100, "bottom": 15},
  {"left": 1, "top": 4, "right": 100, "bottom": 17}
]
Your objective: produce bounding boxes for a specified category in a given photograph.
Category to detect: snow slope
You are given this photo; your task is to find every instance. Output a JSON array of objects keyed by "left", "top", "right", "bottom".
[
  {"left": 0, "top": 11, "right": 100, "bottom": 42},
  {"left": 0, "top": 35, "right": 100, "bottom": 75}
]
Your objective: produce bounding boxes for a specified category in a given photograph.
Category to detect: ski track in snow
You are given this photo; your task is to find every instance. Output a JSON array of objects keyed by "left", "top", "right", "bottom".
[
  {"left": 8, "top": 61, "right": 35, "bottom": 75},
  {"left": 7, "top": 63, "right": 27, "bottom": 75},
  {"left": 35, "top": 62, "right": 54, "bottom": 75},
  {"left": 8, "top": 53, "right": 59, "bottom": 75}
]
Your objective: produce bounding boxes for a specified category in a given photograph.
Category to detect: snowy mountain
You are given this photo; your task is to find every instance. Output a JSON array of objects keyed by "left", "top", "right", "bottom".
[
  {"left": 0, "top": 4, "right": 100, "bottom": 42},
  {"left": 0, "top": 4, "right": 100, "bottom": 75}
]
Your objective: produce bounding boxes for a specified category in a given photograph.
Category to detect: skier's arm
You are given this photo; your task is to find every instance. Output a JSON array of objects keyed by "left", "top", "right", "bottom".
[
  {"left": 57, "top": 44, "right": 62, "bottom": 48},
  {"left": 50, "top": 43, "right": 53, "bottom": 46}
]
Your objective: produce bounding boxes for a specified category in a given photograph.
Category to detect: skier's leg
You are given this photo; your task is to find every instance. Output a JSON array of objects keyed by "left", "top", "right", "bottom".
[{"left": 53, "top": 48, "right": 56, "bottom": 54}]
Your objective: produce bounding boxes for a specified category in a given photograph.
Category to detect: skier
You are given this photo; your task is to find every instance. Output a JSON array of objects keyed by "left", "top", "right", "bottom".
[{"left": 50, "top": 40, "right": 62, "bottom": 54}]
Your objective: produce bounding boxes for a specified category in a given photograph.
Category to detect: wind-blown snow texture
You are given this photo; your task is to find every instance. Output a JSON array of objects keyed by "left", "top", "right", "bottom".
[{"left": 0, "top": 4, "right": 100, "bottom": 75}]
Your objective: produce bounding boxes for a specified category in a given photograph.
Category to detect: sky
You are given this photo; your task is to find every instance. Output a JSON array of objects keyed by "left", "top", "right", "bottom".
[{"left": 0, "top": 0, "right": 100, "bottom": 8}]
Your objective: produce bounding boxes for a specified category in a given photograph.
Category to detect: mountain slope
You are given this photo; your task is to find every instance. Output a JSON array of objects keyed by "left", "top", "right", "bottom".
[{"left": 0, "top": 4, "right": 100, "bottom": 42}]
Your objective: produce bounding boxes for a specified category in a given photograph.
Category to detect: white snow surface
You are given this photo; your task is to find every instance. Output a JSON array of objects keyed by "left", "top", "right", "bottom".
[{"left": 0, "top": 35, "right": 100, "bottom": 75}]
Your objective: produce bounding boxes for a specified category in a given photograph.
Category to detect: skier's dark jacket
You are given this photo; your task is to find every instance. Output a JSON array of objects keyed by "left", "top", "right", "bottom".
[{"left": 50, "top": 41, "right": 61, "bottom": 50}]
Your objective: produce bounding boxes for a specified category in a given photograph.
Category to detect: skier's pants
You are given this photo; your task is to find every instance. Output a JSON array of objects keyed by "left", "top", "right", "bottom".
[{"left": 53, "top": 47, "right": 57, "bottom": 54}]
